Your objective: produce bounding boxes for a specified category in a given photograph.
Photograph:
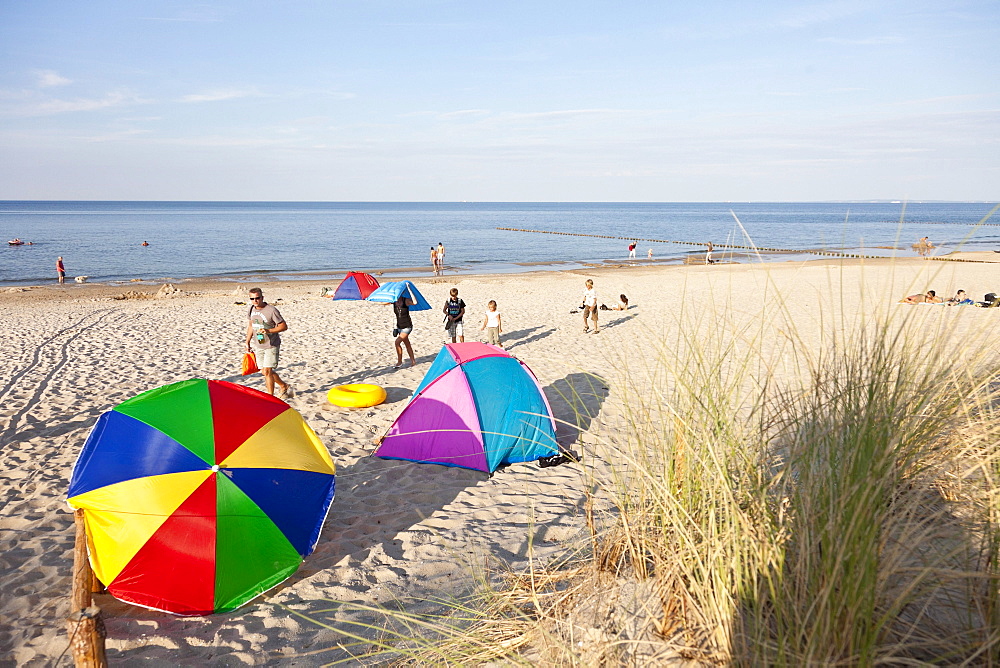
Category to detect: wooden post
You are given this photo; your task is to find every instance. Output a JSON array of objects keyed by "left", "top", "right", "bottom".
[
  {"left": 65, "top": 607, "right": 107, "bottom": 668},
  {"left": 67, "top": 509, "right": 107, "bottom": 667},
  {"left": 71, "top": 509, "right": 92, "bottom": 611}
]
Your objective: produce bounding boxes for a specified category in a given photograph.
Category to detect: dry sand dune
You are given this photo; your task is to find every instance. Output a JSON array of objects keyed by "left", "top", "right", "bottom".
[{"left": 3, "top": 255, "right": 999, "bottom": 664}]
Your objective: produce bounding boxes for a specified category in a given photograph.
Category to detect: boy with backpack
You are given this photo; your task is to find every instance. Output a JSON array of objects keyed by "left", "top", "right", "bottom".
[{"left": 443, "top": 287, "right": 466, "bottom": 343}]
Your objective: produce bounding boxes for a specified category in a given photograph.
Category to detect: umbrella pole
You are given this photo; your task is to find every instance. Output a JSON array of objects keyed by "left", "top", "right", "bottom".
[{"left": 67, "top": 508, "right": 107, "bottom": 667}]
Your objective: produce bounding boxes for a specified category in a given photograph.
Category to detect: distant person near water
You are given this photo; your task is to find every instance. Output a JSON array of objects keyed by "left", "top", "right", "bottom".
[
  {"left": 245, "top": 287, "right": 292, "bottom": 398},
  {"left": 56, "top": 256, "right": 65, "bottom": 284},
  {"left": 628, "top": 242, "right": 636, "bottom": 259},
  {"left": 141, "top": 240, "right": 149, "bottom": 246},
  {"left": 647, "top": 248, "right": 653, "bottom": 260},
  {"left": 914, "top": 237, "right": 933, "bottom": 256},
  {"left": 437, "top": 242, "right": 446, "bottom": 267},
  {"left": 430, "top": 246, "right": 439, "bottom": 274},
  {"left": 706, "top": 241, "right": 714, "bottom": 264}
]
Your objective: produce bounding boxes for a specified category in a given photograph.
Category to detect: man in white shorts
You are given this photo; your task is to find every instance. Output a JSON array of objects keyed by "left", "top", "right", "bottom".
[{"left": 245, "top": 287, "right": 292, "bottom": 398}]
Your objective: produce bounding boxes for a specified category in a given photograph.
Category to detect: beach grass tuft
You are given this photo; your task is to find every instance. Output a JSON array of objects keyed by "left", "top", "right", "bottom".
[{"left": 293, "top": 273, "right": 1000, "bottom": 665}]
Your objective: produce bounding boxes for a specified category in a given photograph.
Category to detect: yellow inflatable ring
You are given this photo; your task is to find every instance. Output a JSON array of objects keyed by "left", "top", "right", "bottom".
[{"left": 327, "top": 383, "right": 386, "bottom": 408}]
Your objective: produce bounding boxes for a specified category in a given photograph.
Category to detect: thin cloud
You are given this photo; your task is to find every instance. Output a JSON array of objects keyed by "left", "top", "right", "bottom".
[
  {"left": 34, "top": 70, "right": 71, "bottom": 87},
  {"left": 139, "top": 8, "right": 224, "bottom": 23},
  {"left": 819, "top": 35, "right": 904, "bottom": 45},
  {"left": 7, "top": 91, "right": 144, "bottom": 116},
  {"left": 438, "top": 109, "right": 490, "bottom": 120},
  {"left": 502, "top": 108, "right": 625, "bottom": 121},
  {"left": 180, "top": 89, "right": 259, "bottom": 103},
  {"left": 778, "top": 0, "right": 868, "bottom": 29}
]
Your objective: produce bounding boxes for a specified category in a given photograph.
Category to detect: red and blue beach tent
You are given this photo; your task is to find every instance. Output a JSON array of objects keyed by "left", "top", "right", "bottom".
[{"left": 332, "top": 272, "right": 380, "bottom": 300}]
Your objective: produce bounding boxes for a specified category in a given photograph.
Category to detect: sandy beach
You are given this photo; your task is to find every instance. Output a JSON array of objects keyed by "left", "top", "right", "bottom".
[{"left": 3, "top": 253, "right": 1000, "bottom": 665}]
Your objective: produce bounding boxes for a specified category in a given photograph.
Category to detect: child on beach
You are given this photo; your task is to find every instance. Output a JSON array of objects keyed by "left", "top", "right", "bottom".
[
  {"left": 443, "top": 287, "right": 466, "bottom": 343},
  {"left": 480, "top": 300, "right": 503, "bottom": 347}
]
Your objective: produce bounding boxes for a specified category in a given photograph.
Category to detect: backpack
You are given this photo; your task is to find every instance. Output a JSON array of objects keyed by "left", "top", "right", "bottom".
[{"left": 976, "top": 292, "right": 998, "bottom": 308}]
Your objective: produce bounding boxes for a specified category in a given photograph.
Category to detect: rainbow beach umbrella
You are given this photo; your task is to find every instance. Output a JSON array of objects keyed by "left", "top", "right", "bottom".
[{"left": 67, "top": 379, "right": 336, "bottom": 616}]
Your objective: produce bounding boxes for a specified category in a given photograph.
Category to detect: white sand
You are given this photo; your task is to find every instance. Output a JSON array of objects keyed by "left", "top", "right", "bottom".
[{"left": 2, "top": 254, "right": 999, "bottom": 664}]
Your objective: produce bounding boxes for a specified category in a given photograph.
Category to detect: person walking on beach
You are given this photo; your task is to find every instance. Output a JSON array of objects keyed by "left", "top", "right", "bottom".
[
  {"left": 706, "top": 241, "right": 714, "bottom": 265},
  {"left": 245, "top": 287, "right": 292, "bottom": 398},
  {"left": 480, "top": 299, "right": 503, "bottom": 347},
  {"left": 582, "top": 279, "right": 599, "bottom": 333},
  {"left": 443, "top": 287, "right": 466, "bottom": 343},
  {"left": 391, "top": 291, "right": 416, "bottom": 368},
  {"left": 56, "top": 256, "right": 65, "bottom": 284}
]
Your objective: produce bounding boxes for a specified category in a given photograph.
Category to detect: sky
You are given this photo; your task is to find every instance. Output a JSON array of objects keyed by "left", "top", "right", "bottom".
[{"left": 0, "top": 1, "right": 997, "bottom": 202}]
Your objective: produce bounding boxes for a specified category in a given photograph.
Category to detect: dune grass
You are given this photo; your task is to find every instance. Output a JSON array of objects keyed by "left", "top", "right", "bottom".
[{"left": 293, "top": 274, "right": 1000, "bottom": 665}]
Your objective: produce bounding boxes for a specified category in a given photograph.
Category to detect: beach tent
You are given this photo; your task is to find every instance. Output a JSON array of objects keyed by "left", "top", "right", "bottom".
[
  {"left": 331, "top": 271, "right": 380, "bottom": 300},
  {"left": 67, "top": 379, "right": 336, "bottom": 616},
  {"left": 365, "top": 280, "right": 432, "bottom": 311},
  {"left": 375, "top": 343, "right": 558, "bottom": 473}
]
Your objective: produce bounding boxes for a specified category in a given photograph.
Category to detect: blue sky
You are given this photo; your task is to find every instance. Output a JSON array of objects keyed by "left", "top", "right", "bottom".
[{"left": 1, "top": 1, "right": 997, "bottom": 201}]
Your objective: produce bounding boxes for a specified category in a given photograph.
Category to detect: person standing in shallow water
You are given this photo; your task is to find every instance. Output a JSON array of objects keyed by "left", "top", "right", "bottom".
[
  {"left": 56, "top": 257, "right": 65, "bottom": 284},
  {"left": 437, "top": 242, "right": 446, "bottom": 268}
]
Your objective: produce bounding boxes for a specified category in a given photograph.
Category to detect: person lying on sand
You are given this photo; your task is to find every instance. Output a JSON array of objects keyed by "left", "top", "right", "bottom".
[
  {"left": 899, "top": 290, "right": 942, "bottom": 304},
  {"left": 946, "top": 290, "right": 974, "bottom": 305},
  {"left": 600, "top": 294, "right": 629, "bottom": 311}
]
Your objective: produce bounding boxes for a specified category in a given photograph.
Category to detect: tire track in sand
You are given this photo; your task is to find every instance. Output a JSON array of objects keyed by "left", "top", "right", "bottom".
[{"left": 0, "top": 308, "right": 116, "bottom": 460}]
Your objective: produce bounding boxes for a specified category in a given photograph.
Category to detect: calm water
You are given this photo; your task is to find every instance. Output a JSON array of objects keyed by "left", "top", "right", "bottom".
[{"left": 1, "top": 201, "right": 997, "bottom": 286}]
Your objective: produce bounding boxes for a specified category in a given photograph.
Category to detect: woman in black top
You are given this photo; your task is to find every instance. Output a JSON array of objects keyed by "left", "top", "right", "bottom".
[{"left": 392, "top": 293, "right": 416, "bottom": 368}]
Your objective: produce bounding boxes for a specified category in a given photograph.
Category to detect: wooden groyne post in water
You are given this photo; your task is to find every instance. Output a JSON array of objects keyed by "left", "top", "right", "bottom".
[{"left": 67, "top": 508, "right": 107, "bottom": 667}]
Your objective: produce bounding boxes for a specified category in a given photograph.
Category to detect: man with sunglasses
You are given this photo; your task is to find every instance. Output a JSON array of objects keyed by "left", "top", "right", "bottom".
[{"left": 245, "top": 287, "right": 292, "bottom": 398}]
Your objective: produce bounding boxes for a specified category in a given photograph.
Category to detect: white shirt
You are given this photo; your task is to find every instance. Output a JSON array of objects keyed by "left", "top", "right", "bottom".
[{"left": 583, "top": 287, "right": 597, "bottom": 307}]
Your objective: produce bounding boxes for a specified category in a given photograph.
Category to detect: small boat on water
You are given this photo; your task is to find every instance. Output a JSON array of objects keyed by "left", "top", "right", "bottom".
[{"left": 8, "top": 239, "right": 25, "bottom": 246}]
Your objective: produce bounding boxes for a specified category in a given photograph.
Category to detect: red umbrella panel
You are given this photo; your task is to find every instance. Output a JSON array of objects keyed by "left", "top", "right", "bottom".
[{"left": 67, "top": 379, "right": 336, "bottom": 616}]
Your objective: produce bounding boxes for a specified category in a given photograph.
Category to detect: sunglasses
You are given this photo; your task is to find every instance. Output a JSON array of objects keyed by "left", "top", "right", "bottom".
[{"left": 250, "top": 296, "right": 264, "bottom": 301}]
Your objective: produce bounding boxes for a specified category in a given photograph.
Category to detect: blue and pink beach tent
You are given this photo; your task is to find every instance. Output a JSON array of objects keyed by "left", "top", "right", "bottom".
[
  {"left": 332, "top": 272, "right": 380, "bottom": 300},
  {"left": 374, "top": 343, "right": 558, "bottom": 473},
  {"left": 365, "top": 280, "right": 432, "bottom": 311}
]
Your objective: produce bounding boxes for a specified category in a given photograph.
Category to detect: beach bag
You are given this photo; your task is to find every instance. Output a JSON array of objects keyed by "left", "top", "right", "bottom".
[
  {"left": 977, "top": 292, "right": 998, "bottom": 308},
  {"left": 241, "top": 351, "right": 259, "bottom": 375}
]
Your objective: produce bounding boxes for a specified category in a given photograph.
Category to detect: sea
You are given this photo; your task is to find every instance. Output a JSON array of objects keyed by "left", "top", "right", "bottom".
[{"left": 1, "top": 201, "right": 998, "bottom": 286}]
